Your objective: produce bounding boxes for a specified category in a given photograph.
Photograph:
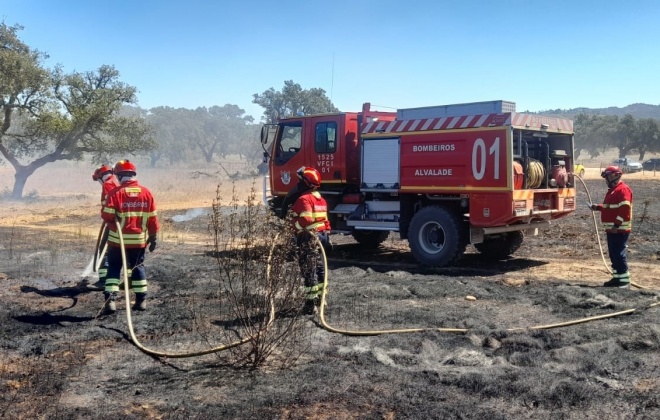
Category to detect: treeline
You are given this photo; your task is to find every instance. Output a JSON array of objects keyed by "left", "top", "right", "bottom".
[
  {"left": 141, "top": 80, "right": 338, "bottom": 168},
  {"left": 142, "top": 105, "right": 260, "bottom": 168},
  {"left": 573, "top": 114, "right": 660, "bottom": 161}
]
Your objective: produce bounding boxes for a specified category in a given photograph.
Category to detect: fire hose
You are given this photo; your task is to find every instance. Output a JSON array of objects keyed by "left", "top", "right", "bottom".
[
  {"left": 312, "top": 232, "right": 658, "bottom": 336},
  {"left": 93, "top": 222, "right": 108, "bottom": 273},
  {"left": 95, "top": 198, "right": 658, "bottom": 356}
]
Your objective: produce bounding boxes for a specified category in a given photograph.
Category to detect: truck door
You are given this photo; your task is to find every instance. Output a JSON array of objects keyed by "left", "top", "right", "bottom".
[
  {"left": 312, "top": 118, "right": 340, "bottom": 181},
  {"left": 270, "top": 119, "right": 307, "bottom": 195}
]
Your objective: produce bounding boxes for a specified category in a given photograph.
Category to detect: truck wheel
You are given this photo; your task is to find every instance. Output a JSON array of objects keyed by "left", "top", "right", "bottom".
[
  {"left": 579, "top": 168, "right": 585, "bottom": 177},
  {"left": 474, "top": 231, "right": 524, "bottom": 260},
  {"left": 352, "top": 230, "right": 389, "bottom": 249},
  {"left": 408, "top": 206, "right": 467, "bottom": 267}
]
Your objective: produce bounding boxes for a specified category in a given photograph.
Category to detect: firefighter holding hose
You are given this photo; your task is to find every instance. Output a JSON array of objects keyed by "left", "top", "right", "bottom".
[
  {"left": 290, "top": 166, "right": 331, "bottom": 315},
  {"left": 588, "top": 165, "right": 633, "bottom": 288},
  {"left": 91, "top": 164, "right": 120, "bottom": 289},
  {"left": 101, "top": 160, "right": 159, "bottom": 313}
]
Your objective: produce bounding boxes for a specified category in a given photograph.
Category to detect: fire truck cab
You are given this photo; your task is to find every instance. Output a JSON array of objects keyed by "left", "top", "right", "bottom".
[{"left": 261, "top": 100, "right": 577, "bottom": 267}]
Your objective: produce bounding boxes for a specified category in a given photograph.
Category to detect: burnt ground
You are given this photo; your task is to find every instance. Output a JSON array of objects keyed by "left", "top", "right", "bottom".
[{"left": 1, "top": 173, "right": 660, "bottom": 419}]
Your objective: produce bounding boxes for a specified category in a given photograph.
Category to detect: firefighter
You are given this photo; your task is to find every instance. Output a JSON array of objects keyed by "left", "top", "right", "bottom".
[
  {"left": 589, "top": 165, "right": 633, "bottom": 288},
  {"left": 101, "top": 160, "right": 159, "bottom": 313},
  {"left": 290, "top": 166, "right": 331, "bottom": 315},
  {"left": 91, "top": 164, "right": 120, "bottom": 289}
]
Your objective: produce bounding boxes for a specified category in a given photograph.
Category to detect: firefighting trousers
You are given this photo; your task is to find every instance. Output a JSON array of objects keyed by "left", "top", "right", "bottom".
[
  {"left": 98, "top": 254, "right": 109, "bottom": 283},
  {"left": 105, "top": 246, "right": 148, "bottom": 295},
  {"left": 606, "top": 232, "right": 630, "bottom": 281},
  {"left": 297, "top": 232, "right": 327, "bottom": 300}
]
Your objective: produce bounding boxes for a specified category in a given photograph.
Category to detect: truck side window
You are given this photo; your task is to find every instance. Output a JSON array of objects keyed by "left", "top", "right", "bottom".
[{"left": 315, "top": 122, "right": 337, "bottom": 153}]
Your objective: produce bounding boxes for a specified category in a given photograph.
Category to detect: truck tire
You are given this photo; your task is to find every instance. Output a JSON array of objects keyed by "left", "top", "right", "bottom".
[
  {"left": 408, "top": 206, "right": 467, "bottom": 267},
  {"left": 474, "top": 231, "right": 524, "bottom": 260},
  {"left": 352, "top": 230, "right": 389, "bottom": 249},
  {"left": 579, "top": 168, "right": 585, "bottom": 177}
]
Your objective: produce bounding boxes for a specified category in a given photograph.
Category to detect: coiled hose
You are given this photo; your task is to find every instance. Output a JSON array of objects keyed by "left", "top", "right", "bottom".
[{"left": 526, "top": 158, "right": 545, "bottom": 189}]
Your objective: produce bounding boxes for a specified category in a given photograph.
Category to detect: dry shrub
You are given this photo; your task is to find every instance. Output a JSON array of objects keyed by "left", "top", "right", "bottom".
[{"left": 209, "top": 181, "right": 311, "bottom": 370}]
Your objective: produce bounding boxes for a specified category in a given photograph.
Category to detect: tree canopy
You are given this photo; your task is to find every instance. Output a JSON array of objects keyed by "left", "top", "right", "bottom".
[
  {"left": 0, "top": 23, "right": 154, "bottom": 199},
  {"left": 252, "top": 80, "right": 338, "bottom": 123}
]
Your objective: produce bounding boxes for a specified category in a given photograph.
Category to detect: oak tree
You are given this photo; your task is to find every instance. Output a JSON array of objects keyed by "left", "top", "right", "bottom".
[{"left": 0, "top": 23, "right": 154, "bottom": 199}]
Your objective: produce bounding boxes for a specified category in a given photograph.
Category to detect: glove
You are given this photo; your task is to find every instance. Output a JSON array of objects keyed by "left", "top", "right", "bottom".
[{"left": 147, "top": 234, "right": 157, "bottom": 252}]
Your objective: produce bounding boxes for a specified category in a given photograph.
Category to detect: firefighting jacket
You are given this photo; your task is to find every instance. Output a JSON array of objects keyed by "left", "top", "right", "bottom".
[
  {"left": 291, "top": 190, "right": 330, "bottom": 234},
  {"left": 596, "top": 181, "right": 632, "bottom": 233},
  {"left": 102, "top": 180, "right": 159, "bottom": 248},
  {"left": 101, "top": 175, "right": 120, "bottom": 206}
]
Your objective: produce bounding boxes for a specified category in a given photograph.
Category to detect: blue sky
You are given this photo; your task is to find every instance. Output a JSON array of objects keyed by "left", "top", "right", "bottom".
[{"left": 3, "top": 0, "right": 659, "bottom": 121}]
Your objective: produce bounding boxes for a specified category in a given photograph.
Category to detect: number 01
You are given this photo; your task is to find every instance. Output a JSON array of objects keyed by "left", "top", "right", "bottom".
[{"left": 472, "top": 137, "right": 500, "bottom": 180}]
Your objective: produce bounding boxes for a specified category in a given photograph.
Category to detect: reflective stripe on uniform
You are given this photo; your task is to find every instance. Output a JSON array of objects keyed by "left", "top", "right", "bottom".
[
  {"left": 602, "top": 200, "right": 631, "bottom": 209},
  {"left": 602, "top": 221, "right": 632, "bottom": 230},
  {"left": 131, "top": 279, "right": 148, "bottom": 293},
  {"left": 105, "top": 277, "right": 120, "bottom": 293},
  {"left": 612, "top": 271, "right": 630, "bottom": 281},
  {"left": 303, "top": 283, "right": 325, "bottom": 300},
  {"left": 107, "top": 231, "right": 148, "bottom": 245}
]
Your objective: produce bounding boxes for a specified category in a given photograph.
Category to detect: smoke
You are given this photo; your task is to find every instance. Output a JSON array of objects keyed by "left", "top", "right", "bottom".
[{"left": 171, "top": 208, "right": 208, "bottom": 222}]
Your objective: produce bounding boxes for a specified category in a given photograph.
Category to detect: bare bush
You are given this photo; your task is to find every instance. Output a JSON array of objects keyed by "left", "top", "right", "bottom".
[{"left": 209, "top": 181, "right": 311, "bottom": 370}]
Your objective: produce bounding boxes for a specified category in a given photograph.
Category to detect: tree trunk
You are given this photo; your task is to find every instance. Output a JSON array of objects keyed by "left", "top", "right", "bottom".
[
  {"left": 12, "top": 168, "right": 33, "bottom": 199},
  {"left": 150, "top": 152, "right": 160, "bottom": 168}
]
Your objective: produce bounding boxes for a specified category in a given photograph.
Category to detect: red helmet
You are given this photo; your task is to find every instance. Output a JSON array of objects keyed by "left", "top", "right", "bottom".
[
  {"left": 114, "top": 159, "right": 137, "bottom": 176},
  {"left": 92, "top": 164, "right": 113, "bottom": 181},
  {"left": 297, "top": 166, "right": 321, "bottom": 188},
  {"left": 601, "top": 165, "right": 622, "bottom": 178}
]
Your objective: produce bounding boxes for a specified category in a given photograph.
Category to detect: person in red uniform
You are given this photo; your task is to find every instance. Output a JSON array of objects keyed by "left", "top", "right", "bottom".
[
  {"left": 101, "top": 160, "right": 159, "bottom": 313},
  {"left": 91, "top": 165, "right": 120, "bottom": 289},
  {"left": 290, "top": 166, "right": 331, "bottom": 315},
  {"left": 589, "top": 165, "right": 633, "bottom": 288}
]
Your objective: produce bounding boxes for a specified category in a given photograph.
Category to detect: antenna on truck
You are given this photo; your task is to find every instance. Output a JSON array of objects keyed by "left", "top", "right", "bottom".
[{"left": 330, "top": 51, "right": 334, "bottom": 101}]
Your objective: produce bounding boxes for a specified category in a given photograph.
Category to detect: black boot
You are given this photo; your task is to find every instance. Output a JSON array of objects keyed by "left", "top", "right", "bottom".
[
  {"left": 103, "top": 292, "right": 116, "bottom": 313},
  {"left": 133, "top": 293, "right": 147, "bottom": 311},
  {"left": 302, "top": 297, "right": 319, "bottom": 315},
  {"left": 602, "top": 278, "right": 630, "bottom": 288}
]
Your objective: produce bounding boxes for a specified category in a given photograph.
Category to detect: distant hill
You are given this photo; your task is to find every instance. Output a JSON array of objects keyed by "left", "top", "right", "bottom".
[{"left": 536, "top": 103, "right": 660, "bottom": 119}]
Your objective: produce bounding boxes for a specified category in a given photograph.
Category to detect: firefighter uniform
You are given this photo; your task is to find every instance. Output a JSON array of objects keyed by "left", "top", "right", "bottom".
[
  {"left": 102, "top": 176, "right": 159, "bottom": 310},
  {"left": 291, "top": 189, "right": 331, "bottom": 313},
  {"left": 594, "top": 177, "right": 633, "bottom": 286},
  {"left": 97, "top": 174, "right": 120, "bottom": 287}
]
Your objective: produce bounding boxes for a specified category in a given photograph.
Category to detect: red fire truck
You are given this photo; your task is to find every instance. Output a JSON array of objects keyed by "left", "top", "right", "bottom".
[{"left": 260, "top": 100, "right": 577, "bottom": 267}]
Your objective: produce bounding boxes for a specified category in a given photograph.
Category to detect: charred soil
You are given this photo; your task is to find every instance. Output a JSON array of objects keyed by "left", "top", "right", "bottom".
[{"left": 1, "top": 167, "right": 660, "bottom": 419}]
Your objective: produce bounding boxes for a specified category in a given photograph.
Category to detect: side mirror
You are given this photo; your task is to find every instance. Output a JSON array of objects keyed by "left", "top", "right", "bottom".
[{"left": 260, "top": 125, "right": 269, "bottom": 145}]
